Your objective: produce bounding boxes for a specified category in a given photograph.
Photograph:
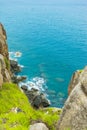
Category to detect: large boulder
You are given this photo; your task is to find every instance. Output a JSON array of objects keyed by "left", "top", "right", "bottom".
[
  {"left": 57, "top": 66, "right": 87, "bottom": 130},
  {"left": 30, "top": 123, "right": 49, "bottom": 130}
]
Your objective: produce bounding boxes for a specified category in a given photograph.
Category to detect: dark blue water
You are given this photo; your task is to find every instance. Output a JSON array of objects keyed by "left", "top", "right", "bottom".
[{"left": 0, "top": 3, "right": 87, "bottom": 107}]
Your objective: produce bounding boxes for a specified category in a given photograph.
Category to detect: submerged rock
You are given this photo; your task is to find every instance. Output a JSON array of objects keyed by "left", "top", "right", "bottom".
[
  {"left": 57, "top": 66, "right": 87, "bottom": 130},
  {"left": 30, "top": 123, "right": 49, "bottom": 130},
  {"left": 14, "top": 51, "right": 22, "bottom": 57}
]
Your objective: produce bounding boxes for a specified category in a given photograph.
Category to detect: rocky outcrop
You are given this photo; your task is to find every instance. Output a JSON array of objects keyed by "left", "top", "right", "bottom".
[
  {"left": 57, "top": 66, "right": 87, "bottom": 130},
  {"left": 30, "top": 123, "right": 49, "bottom": 130},
  {"left": 21, "top": 87, "right": 50, "bottom": 109},
  {"left": 10, "top": 60, "right": 21, "bottom": 74},
  {"left": 68, "top": 70, "right": 81, "bottom": 95},
  {"left": 11, "top": 75, "right": 27, "bottom": 84},
  {"left": 0, "top": 23, "right": 9, "bottom": 59},
  {"left": 0, "top": 24, "right": 11, "bottom": 88}
]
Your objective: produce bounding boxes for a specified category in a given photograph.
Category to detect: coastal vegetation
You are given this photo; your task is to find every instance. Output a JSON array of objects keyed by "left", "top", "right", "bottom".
[
  {"left": 0, "top": 83, "right": 61, "bottom": 130},
  {"left": 4, "top": 57, "right": 10, "bottom": 70}
]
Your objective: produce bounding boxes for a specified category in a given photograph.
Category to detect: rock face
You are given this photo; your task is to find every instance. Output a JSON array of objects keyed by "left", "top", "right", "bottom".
[
  {"left": 10, "top": 60, "right": 21, "bottom": 74},
  {"left": 11, "top": 75, "right": 27, "bottom": 84},
  {"left": 30, "top": 123, "right": 49, "bottom": 130},
  {"left": 68, "top": 70, "right": 81, "bottom": 95},
  {"left": 21, "top": 87, "right": 50, "bottom": 109},
  {"left": 0, "top": 54, "right": 11, "bottom": 82},
  {"left": 57, "top": 66, "right": 87, "bottom": 130},
  {"left": 0, "top": 23, "right": 9, "bottom": 59},
  {"left": 0, "top": 23, "right": 11, "bottom": 88}
]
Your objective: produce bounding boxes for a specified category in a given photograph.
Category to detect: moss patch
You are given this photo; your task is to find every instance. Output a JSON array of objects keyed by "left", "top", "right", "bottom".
[{"left": 0, "top": 83, "right": 61, "bottom": 130}]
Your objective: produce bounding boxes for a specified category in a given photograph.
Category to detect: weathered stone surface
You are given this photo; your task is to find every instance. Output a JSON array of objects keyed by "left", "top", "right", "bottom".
[
  {"left": 10, "top": 60, "right": 21, "bottom": 74},
  {"left": 0, "top": 23, "right": 7, "bottom": 39},
  {"left": 21, "top": 88, "right": 50, "bottom": 109},
  {"left": 0, "top": 24, "right": 11, "bottom": 87},
  {"left": 21, "top": 85, "right": 28, "bottom": 91},
  {"left": 0, "top": 54, "right": 11, "bottom": 84},
  {"left": 68, "top": 70, "right": 80, "bottom": 95},
  {"left": 30, "top": 123, "right": 49, "bottom": 130},
  {"left": 11, "top": 75, "right": 27, "bottom": 84},
  {"left": 0, "top": 23, "right": 9, "bottom": 59},
  {"left": 57, "top": 66, "right": 87, "bottom": 130}
]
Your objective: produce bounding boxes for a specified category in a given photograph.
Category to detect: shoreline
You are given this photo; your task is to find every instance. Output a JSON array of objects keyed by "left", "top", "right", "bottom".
[{"left": 9, "top": 51, "right": 51, "bottom": 109}]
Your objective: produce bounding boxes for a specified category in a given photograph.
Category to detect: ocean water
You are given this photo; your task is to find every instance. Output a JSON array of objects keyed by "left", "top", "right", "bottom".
[{"left": 0, "top": 3, "right": 87, "bottom": 107}]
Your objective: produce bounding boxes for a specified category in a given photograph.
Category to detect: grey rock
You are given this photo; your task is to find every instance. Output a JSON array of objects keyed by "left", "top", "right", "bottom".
[
  {"left": 21, "top": 85, "right": 28, "bottom": 91},
  {"left": 30, "top": 123, "right": 49, "bottom": 130},
  {"left": 12, "top": 75, "right": 27, "bottom": 84},
  {"left": 57, "top": 66, "right": 87, "bottom": 130},
  {"left": 32, "top": 95, "right": 42, "bottom": 108},
  {"left": 10, "top": 60, "right": 21, "bottom": 73},
  {"left": 23, "top": 88, "right": 50, "bottom": 109}
]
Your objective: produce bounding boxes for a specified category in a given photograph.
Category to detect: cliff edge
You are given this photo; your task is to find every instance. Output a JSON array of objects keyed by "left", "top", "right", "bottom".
[
  {"left": 0, "top": 24, "right": 60, "bottom": 130},
  {"left": 0, "top": 23, "right": 11, "bottom": 87},
  {"left": 57, "top": 67, "right": 87, "bottom": 130}
]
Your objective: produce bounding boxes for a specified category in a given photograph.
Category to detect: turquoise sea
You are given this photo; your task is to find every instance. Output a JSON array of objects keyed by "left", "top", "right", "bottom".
[{"left": 0, "top": 2, "right": 87, "bottom": 107}]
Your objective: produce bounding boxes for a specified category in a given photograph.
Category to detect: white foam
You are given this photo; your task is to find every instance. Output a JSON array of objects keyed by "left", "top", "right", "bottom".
[
  {"left": 9, "top": 51, "right": 24, "bottom": 68},
  {"left": 14, "top": 51, "right": 22, "bottom": 57},
  {"left": 18, "top": 64, "right": 24, "bottom": 68},
  {"left": 9, "top": 51, "right": 22, "bottom": 59},
  {"left": 19, "top": 76, "right": 46, "bottom": 92},
  {"left": 9, "top": 51, "right": 48, "bottom": 100}
]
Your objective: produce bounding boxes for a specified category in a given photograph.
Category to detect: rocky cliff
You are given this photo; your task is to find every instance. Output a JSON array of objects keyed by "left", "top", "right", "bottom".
[
  {"left": 57, "top": 67, "right": 87, "bottom": 130},
  {"left": 0, "top": 23, "right": 11, "bottom": 88},
  {"left": 1, "top": 23, "right": 87, "bottom": 130},
  {"left": 0, "top": 23, "right": 8, "bottom": 59}
]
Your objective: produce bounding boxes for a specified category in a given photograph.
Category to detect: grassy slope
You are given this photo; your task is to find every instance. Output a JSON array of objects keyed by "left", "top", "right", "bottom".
[{"left": 0, "top": 83, "right": 61, "bottom": 130}]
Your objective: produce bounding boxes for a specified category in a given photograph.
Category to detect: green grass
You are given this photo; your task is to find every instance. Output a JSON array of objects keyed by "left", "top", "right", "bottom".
[
  {"left": 0, "top": 83, "right": 61, "bottom": 130},
  {"left": 4, "top": 57, "right": 10, "bottom": 70}
]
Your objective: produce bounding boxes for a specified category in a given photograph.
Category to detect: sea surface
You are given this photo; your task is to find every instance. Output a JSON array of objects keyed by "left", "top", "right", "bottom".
[{"left": 0, "top": 3, "right": 87, "bottom": 107}]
